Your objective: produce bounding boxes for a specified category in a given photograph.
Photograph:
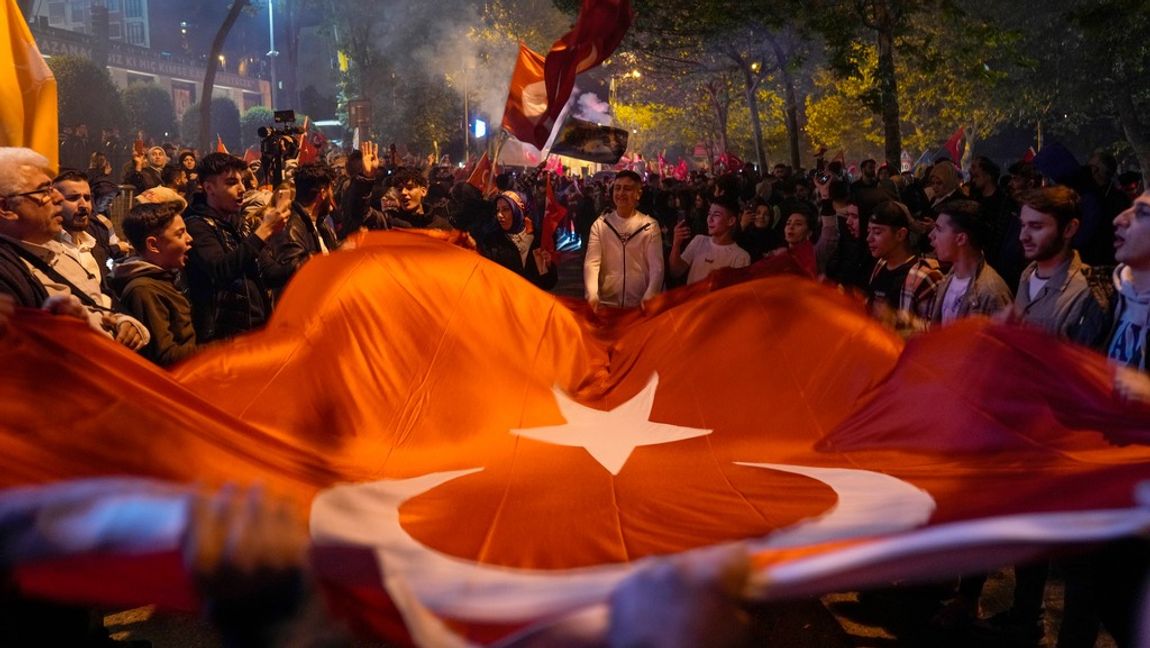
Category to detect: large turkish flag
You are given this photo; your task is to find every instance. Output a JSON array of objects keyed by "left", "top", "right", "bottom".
[{"left": 2, "top": 231, "right": 1149, "bottom": 645}]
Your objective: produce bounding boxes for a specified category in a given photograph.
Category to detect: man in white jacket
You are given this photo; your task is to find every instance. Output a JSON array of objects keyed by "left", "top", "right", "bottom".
[{"left": 583, "top": 170, "right": 664, "bottom": 309}]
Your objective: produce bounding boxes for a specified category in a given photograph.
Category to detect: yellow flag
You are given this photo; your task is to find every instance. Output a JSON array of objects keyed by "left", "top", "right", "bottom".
[
  {"left": 337, "top": 50, "right": 349, "bottom": 73},
  {"left": 0, "top": 0, "right": 57, "bottom": 168}
]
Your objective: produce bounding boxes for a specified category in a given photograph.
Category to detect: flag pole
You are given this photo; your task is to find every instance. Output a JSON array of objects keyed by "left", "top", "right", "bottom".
[{"left": 491, "top": 131, "right": 509, "bottom": 196}]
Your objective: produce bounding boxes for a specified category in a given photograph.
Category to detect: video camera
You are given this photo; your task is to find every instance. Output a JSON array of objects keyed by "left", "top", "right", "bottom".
[{"left": 257, "top": 109, "right": 304, "bottom": 186}]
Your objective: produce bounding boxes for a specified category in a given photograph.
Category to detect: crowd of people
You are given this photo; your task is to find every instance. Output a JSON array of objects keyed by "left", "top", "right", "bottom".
[{"left": 2, "top": 131, "right": 1150, "bottom": 645}]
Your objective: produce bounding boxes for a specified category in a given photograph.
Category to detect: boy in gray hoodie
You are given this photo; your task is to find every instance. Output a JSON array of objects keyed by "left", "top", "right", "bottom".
[{"left": 110, "top": 202, "right": 198, "bottom": 366}]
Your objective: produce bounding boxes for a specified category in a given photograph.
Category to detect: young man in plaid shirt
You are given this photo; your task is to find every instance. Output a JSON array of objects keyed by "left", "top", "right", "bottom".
[{"left": 865, "top": 199, "right": 944, "bottom": 330}]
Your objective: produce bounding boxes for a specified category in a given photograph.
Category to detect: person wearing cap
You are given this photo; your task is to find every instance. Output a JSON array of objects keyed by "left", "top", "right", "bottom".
[
  {"left": 865, "top": 199, "right": 944, "bottom": 328},
  {"left": 478, "top": 190, "right": 557, "bottom": 290}
]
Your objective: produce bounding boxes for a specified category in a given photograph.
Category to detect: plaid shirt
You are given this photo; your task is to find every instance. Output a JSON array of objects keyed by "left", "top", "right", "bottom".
[{"left": 870, "top": 255, "right": 945, "bottom": 320}]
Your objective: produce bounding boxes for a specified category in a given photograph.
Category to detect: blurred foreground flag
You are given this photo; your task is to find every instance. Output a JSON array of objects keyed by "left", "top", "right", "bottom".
[
  {"left": 2, "top": 233, "right": 1150, "bottom": 645},
  {"left": 0, "top": 0, "right": 57, "bottom": 167}
]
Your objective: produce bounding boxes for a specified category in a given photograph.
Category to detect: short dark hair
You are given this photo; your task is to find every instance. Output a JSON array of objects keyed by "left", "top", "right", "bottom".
[
  {"left": 710, "top": 195, "right": 740, "bottom": 218},
  {"left": 389, "top": 168, "right": 427, "bottom": 189},
  {"left": 936, "top": 199, "right": 990, "bottom": 251},
  {"left": 869, "top": 200, "right": 912, "bottom": 231},
  {"left": 53, "top": 169, "right": 89, "bottom": 184},
  {"left": 972, "top": 156, "right": 1000, "bottom": 182},
  {"left": 123, "top": 201, "right": 182, "bottom": 252},
  {"left": 615, "top": 169, "right": 642, "bottom": 184},
  {"left": 160, "top": 164, "right": 185, "bottom": 186},
  {"left": 781, "top": 198, "right": 816, "bottom": 230},
  {"left": 197, "top": 152, "right": 247, "bottom": 182},
  {"left": 1022, "top": 186, "right": 1081, "bottom": 229},
  {"left": 293, "top": 164, "right": 333, "bottom": 204}
]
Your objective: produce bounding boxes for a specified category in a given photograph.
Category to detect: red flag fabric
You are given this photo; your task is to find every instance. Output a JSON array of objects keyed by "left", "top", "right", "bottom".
[
  {"left": 242, "top": 145, "right": 260, "bottom": 164},
  {"left": 3, "top": 234, "right": 1150, "bottom": 644},
  {"left": 541, "top": 173, "right": 567, "bottom": 254},
  {"left": 674, "top": 159, "right": 689, "bottom": 181},
  {"left": 466, "top": 152, "right": 492, "bottom": 192},
  {"left": 543, "top": 0, "right": 633, "bottom": 134},
  {"left": 1022, "top": 146, "right": 1037, "bottom": 163},
  {"left": 299, "top": 133, "right": 320, "bottom": 165},
  {"left": 214, "top": 134, "right": 228, "bottom": 154},
  {"left": 944, "top": 126, "right": 966, "bottom": 163},
  {"left": 501, "top": 43, "right": 552, "bottom": 149}
]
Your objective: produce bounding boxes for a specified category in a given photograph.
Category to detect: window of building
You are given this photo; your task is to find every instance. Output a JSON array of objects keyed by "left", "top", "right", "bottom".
[
  {"left": 109, "top": 22, "right": 122, "bottom": 39},
  {"left": 124, "top": 0, "right": 141, "bottom": 18},
  {"left": 107, "top": 0, "right": 120, "bottom": 11},
  {"left": 126, "top": 21, "right": 143, "bottom": 45},
  {"left": 48, "top": 1, "right": 65, "bottom": 23}
]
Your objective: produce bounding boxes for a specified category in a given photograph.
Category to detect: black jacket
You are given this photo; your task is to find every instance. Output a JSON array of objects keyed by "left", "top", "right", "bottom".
[
  {"left": 0, "top": 238, "right": 49, "bottom": 307},
  {"left": 265, "top": 202, "right": 338, "bottom": 294},
  {"left": 184, "top": 201, "right": 275, "bottom": 342},
  {"left": 109, "top": 258, "right": 199, "bottom": 366},
  {"left": 478, "top": 229, "right": 558, "bottom": 290}
]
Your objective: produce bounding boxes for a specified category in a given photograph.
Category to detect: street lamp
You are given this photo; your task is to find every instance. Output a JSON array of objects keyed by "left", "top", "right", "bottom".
[{"left": 267, "top": 0, "right": 279, "bottom": 110}]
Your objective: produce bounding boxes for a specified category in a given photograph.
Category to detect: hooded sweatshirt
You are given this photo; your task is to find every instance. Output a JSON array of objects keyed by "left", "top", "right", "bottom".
[
  {"left": 110, "top": 257, "right": 199, "bottom": 367},
  {"left": 1107, "top": 264, "right": 1150, "bottom": 370}
]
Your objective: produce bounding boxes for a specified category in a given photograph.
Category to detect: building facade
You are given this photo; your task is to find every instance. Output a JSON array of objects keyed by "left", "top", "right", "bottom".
[{"left": 30, "top": 18, "right": 270, "bottom": 126}]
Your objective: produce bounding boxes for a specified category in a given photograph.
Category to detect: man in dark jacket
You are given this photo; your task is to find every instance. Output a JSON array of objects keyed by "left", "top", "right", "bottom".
[
  {"left": 184, "top": 153, "right": 288, "bottom": 342},
  {"left": 112, "top": 201, "right": 199, "bottom": 366},
  {"left": 265, "top": 164, "right": 338, "bottom": 296},
  {"left": 340, "top": 141, "right": 453, "bottom": 234}
]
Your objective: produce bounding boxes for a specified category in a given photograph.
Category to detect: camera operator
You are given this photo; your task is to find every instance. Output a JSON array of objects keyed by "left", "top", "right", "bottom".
[{"left": 184, "top": 153, "right": 289, "bottom": 342}]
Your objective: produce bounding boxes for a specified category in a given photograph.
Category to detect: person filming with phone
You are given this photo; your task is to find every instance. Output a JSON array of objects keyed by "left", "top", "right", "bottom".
[{"left": 184, "top": 153, "right": 288, "bottom": 342}]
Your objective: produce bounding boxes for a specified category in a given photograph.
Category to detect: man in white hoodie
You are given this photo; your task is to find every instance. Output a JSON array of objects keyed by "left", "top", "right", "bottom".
[
  {"left": 583, "top": 170, "right": 664, "bottom": 309},
  {"left": 1109, "top": 191, "right": 1150, "bottom": 369}
]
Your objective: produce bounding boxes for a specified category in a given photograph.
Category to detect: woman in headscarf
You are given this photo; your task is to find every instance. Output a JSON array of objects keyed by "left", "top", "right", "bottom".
[{"left": 478, "top": 190, "right": 558, "bottom": 290}]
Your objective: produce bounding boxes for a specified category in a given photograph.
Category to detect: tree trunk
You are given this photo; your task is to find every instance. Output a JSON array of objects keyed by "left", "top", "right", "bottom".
[
  {"left": 766, "top": 35, "right": 802, "bottom": 170},
  {"left": 199, "top": 0, "right": 250, "bottom": 152},
  {"left": 1114, "top": 87, "right": 1150, "bottom": 185},
  {"left": 740, "top": 64, "right": 768, "bottom": 172},
  {"left": 874, "top": 1, "right": 902, "bottom": 171},
  {"left": 704, "top": 81, "right": 730, "bottom": 157}
]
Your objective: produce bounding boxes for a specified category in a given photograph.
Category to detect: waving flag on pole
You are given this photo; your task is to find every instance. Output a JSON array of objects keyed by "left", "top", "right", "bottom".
[
  {"left": 943, "top": 126, "right": 966, "bottom": 164},
  {"left": 0, "top": 0, "right": 57, "bottom": 167},
  {"left": 3, "top": 234, "right": 1150, "bottom": 644},
  {"left": 214, "top": 134, "right": 228, "bottom": 154},
  {"left": 466, "top": 151, "right": 492, "bottom": 193},
  {"left": 501, "top": 43, "right": 552, "bottom": 149},
  {"left": 542, "top": 0, "right": 633, "bottom": 135}
]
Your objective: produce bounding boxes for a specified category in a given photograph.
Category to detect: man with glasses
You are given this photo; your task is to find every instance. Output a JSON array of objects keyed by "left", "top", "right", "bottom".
[{"left": 0, "top": 147, "right": 148, "bottom": 349}]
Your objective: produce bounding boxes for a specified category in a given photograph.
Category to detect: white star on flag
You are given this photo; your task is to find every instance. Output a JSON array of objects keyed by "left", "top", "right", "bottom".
[{"left": 511, "top": 374, "right": 711, "bottom": 475}]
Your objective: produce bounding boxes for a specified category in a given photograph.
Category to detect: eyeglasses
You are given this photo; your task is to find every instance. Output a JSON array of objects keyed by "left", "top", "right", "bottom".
[{"left": 3, "top": 185, "right": 61, "bottom": 204}]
